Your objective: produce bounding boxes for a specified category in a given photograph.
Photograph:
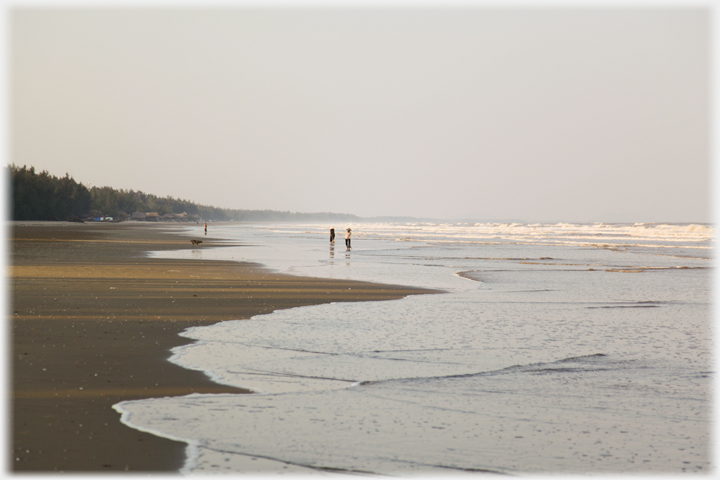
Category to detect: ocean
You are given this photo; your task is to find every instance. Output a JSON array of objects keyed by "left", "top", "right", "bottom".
[{"left": 114, "top": 222, "right": 713, "bottom": 474}]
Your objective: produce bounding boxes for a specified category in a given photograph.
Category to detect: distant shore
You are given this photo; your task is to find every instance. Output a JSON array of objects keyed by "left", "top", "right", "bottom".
[{"left": 10, "top": 221, "right": 430, "bottom": 472}]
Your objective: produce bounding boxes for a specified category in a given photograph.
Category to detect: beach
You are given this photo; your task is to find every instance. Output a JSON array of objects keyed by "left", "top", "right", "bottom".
[
  {"left": 115, "top": 222, "right": 711, "bottom": 474},
  {"left": 10, "top": 222, "right": 429, "bottom": 472}
]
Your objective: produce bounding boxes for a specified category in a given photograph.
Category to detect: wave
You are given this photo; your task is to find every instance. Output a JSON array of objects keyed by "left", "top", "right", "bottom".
[
  {"left": 360, "top": 354, "right": 614, "bottom": 387},
  {"left": 295, "top": 222, "right": 714, "bottom": 250}
]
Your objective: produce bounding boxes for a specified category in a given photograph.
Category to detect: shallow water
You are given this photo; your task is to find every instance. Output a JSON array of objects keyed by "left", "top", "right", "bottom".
[{"left": 114, "top": 222, "right": 712, "bottom": 474}]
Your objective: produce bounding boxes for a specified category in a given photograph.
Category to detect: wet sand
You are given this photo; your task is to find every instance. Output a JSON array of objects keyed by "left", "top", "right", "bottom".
[{"left": 10, "top": 222, "right": 431, "bottom": 472}]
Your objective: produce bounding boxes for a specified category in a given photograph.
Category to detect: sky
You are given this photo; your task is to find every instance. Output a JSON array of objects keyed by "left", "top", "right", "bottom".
[{"left": 8, "top": 2, "right": 713, "bottom": 223}]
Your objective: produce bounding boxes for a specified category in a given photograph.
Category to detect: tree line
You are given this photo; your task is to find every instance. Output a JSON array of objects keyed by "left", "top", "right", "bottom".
[
  {"left": 8, "top": 164, "right": 359, "bottom": 222},
  {"left": 10, "top": 165, "right": 92, "bottom": 221}
]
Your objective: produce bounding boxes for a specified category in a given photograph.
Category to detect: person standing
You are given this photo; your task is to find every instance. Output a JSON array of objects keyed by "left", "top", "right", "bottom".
[
  {"left": 345, "top": 228, "right": 352, "bottom": 250},
  {"left": 204, "top": 223, "right": 207, "bottom": 235},
  {"left": 330, "top": 227, "right": 335, "bottom": 243}
]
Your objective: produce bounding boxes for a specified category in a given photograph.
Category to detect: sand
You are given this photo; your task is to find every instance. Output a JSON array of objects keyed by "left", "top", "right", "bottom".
[{"left": 10, "top": 221, "right": 431, "bottom": 472}]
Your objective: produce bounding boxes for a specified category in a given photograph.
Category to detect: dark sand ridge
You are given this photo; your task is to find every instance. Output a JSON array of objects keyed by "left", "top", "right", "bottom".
[{"left": 11, "top": 222, "right": 434, "bottom": 472}]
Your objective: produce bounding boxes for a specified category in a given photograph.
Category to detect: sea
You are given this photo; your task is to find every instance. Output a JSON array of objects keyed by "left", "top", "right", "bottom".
[{"left": 113, "top": 221, "right": 713, "bottom": 475}]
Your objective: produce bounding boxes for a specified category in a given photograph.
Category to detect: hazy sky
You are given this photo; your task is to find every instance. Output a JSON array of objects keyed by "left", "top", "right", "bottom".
[{"left": 10, "top": 4, "right": 711, "bottom": 223}]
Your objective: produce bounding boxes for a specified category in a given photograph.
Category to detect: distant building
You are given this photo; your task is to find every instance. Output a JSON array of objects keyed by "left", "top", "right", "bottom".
[
  {"left": 145, "top": 212, "right": 159, "bottom": 222},
  {"left": 131, "top": 212, "right": 146, "bottom": 221},
  {"left": 158, "top": 212, "right": 191, "bottom": 222}
]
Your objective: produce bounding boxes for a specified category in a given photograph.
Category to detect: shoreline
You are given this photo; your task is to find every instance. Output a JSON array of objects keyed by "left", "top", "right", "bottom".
[{"left": 11, "top": 221, "right": 433, "bottom": 472}]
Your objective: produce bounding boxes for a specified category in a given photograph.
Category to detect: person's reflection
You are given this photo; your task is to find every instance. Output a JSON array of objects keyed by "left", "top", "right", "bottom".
[{"left": 329, "top": 243, "right": 335, "bottom": 259}]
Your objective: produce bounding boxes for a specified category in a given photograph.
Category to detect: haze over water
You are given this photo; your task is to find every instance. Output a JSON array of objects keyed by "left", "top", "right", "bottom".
[{"left": 115, "top": 222, "right": 712, "bottom": 474}]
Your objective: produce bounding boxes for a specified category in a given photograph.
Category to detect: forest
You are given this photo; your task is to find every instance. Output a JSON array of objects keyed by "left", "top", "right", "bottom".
[{"left": 8, "top": 165, "right": 360, "bottom": 223}]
